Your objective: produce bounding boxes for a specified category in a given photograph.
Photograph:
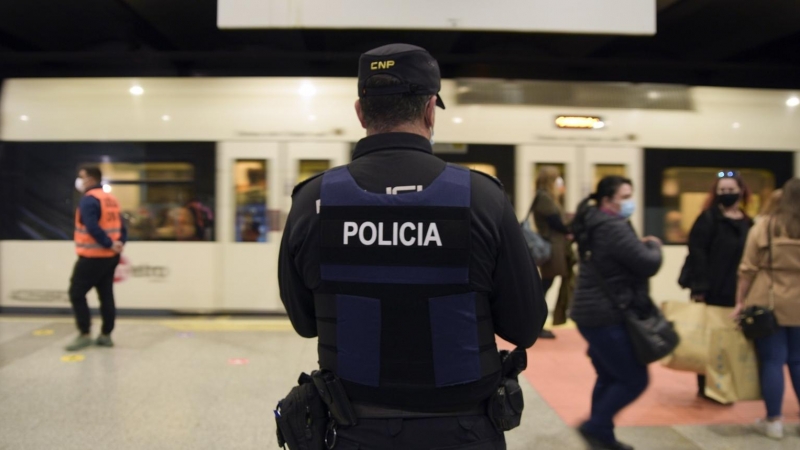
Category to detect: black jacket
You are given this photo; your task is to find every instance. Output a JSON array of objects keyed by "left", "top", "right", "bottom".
[
  {"left": 570, "top": 206, "right": 662, "bottom": 327},
  {"left": 686, "top": 207, "right": 752, "bottom": 306},
  {"left": 279, "top": 133, "right": 546, "bottom": 373}
]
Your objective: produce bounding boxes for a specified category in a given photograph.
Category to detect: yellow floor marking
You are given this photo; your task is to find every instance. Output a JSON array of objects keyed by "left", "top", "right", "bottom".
[
  {"left": 32, "top": 329, "right": 55, "bottom": 336},
  {"left": 159, "top": 320, "right": 293, "bottom": 332},
  {"left": 60, "top": 354, "right": 85, "bottom": 363}
]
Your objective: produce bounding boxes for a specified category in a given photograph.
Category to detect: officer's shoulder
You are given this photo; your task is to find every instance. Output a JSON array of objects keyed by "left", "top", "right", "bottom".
[
  {"left": 469, "top": 169, "right": 504, "bottom": 191},
  {"left": 291, "top": 172, "right": 326, "bottom": 197}
]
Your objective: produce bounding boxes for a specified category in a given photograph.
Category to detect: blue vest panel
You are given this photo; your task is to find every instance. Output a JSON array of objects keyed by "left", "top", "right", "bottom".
[{"left": 315, "top": 164, "right": 500, "bottom": 391}]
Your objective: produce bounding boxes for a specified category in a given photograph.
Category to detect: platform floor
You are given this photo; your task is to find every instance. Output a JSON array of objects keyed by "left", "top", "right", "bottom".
[{"left": 1, "top": 316, "right": 799, "bottom": 450}]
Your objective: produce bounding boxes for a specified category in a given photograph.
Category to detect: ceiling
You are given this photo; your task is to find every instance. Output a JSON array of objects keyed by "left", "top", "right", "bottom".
[{"left": 1, "top": 0, "right": 799, "bottom": 88}]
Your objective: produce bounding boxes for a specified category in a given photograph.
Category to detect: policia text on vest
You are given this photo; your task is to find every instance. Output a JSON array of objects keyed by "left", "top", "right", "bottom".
[{"left": 339, "top": 221, "right": 444, "bottom": 247}]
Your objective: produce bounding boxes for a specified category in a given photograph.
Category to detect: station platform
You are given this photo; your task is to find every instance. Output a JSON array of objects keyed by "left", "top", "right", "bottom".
[{"left": 1, "top": 315, "right": 798, "bottom": 450}]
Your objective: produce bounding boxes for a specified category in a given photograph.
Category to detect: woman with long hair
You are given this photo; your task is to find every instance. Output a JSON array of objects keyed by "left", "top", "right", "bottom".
[
  {"left": 736, "top": 178, "right": 800, "bottom": 439},
  {"left": 532, "top": 166, "right": 571, "bottom": 339},
  {"left": 570, "top": 176, "right": 662, "bottom": 450},
  {"left": 685, "top": 172, "right": 753, "bottom": 399}
]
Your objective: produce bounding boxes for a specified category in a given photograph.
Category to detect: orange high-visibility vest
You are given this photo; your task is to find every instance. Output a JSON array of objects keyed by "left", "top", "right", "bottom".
[{"left": 74, "top": 189, "right": 122, "bottom": 258}]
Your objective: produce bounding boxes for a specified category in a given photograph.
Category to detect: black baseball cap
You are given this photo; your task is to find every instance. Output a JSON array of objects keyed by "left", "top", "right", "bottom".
[{"left": 358, "top": 43, "right": 445, "bottom": 109}]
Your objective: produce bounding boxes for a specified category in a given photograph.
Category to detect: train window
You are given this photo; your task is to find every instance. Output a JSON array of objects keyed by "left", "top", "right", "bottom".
[
  {"left": 234, "top": 159, "right": 269, "bottom": 242},
  {"left": 594, "top": 164, "right": 627, "bottom": 190},
  {"left": 298, "top": 160, "right": 330, "bottom": 184},
  {"left": 91, "top": 162, "right": 212, "bottom": 242},
  {"left": 659, "top": 167, "right": 775, "bottom": 244}
]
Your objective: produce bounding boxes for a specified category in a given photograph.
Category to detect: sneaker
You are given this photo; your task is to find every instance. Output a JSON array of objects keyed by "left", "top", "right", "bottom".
[
  {"left": 95, "top": 334, "right": 114, "bottom": 347},
  {"left": 65, "top": 334, "right": 92, "bottom": 352},
  {"left": 755, "top": 418, "right": 783, "bottom": 440}
]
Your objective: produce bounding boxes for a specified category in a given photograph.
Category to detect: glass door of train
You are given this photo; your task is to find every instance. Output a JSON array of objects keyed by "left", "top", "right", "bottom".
[{"left": 217, "top": 142, "right": 349, "bottom": 312}]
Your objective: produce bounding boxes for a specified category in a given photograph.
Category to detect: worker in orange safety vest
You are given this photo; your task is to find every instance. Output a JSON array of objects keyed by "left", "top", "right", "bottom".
[{"left": 65, "top": 166, "right": 127, "bottom": 351}]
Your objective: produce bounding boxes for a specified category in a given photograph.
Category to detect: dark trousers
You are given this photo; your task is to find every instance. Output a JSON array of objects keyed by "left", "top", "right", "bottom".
[
  {"left": 755, "top": 326, "right": 800, "bottom": 418},
  {"left": 542, "top": 277, "right": 556, "bottom": 296},
  {"left": 578, "top": 324, "right": 649, "bottom": 443},
  {"left": 336, "top": 415, "right": 505, "bottom": 450},
  {"left": 69, "top": 255, "right": 120, "bottom": 335}
]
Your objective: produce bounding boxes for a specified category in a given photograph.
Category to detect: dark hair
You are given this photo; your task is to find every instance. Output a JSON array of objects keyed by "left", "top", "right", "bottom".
[
  {"left": 82, "top": 166, "right": 102, "bottom": 182},
  {"left": 702, "top": 173, "right": 751, "bottom": 210},
  {"left": 589, "top": 175, "right": 633, "bottom": 203},
  {"left": 359, "top": 75, "right": 431, "bottom": 132}
]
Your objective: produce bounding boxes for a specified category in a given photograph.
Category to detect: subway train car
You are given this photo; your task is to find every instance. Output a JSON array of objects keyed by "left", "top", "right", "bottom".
[{"left": 1, "top": 78, "right": 798, "bottom": 313}]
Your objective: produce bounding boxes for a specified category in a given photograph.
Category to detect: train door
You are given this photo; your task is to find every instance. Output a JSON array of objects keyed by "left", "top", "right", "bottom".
[{"left": 216, "top": 142, "right": 281, "bottom": 311}]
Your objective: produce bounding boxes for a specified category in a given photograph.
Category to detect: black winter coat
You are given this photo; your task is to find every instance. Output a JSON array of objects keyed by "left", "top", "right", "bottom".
[
  {"left": 686, "top": 207, "right": 752, "bottom": 306},
  {"left": 570, "top": 207, "right": 663, "bottom": 327}
]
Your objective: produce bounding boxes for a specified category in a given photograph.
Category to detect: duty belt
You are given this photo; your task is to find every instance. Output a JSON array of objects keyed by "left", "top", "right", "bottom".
[{"left": 352, "top": 401, "right": 487, "bottom": 419}]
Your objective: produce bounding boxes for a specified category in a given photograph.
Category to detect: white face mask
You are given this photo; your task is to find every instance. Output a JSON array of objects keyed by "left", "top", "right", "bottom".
[
  {"left": 75, "top": 177, "right": 85, "bottom": 193},
  {"left": 555, "top": 177, "right": 564, "bottom": 189}
]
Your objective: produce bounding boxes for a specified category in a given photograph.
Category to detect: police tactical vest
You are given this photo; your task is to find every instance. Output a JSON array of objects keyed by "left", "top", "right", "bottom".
[{"left": 315, "top": 164, "right": 501, "bottom": 396}]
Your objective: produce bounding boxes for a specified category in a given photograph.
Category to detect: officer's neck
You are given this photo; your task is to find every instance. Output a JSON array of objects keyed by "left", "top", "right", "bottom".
[{"left": 366, "top": 122, "right": 431, "bottom": 139}]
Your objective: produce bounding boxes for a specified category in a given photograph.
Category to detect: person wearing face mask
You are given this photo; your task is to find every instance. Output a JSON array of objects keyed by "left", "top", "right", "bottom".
[
  {"left": 532, "top": 166, "right": 574, "bottom": 339},
  {"left": 569, "top": 176, "right": 663, "bottom": 450},
  {"left": 65, "top": 167, "right": 127, "bottom": 351},
  {"left": 684, "top": 172, "right": 753, "bottom": 400}
]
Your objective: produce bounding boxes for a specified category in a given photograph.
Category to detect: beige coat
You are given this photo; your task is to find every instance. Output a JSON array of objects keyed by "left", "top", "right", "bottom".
[{"left": 739, "top": 218, "right": 800, "bottom": 326}]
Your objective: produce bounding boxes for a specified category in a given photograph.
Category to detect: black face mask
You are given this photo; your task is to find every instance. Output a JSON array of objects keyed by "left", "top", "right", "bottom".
[{"left": 717, "top": 193, "right": 740, "bottom": 208}]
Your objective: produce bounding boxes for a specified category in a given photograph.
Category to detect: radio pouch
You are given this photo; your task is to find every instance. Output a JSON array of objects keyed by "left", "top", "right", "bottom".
[
  {"left": 311, "top": 370, "right": 358, "bottom": 428},
  {"left": 275, "top": 373, "right": 328, "bottom": 450}
]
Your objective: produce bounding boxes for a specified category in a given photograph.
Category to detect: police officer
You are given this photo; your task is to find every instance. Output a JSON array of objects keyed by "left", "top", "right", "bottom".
[
  {"left": 65, "top": 167, "right": 126, "bottom": 351},
  {"left": 278, "top": 44, "right": 547, "bottom": 449}
]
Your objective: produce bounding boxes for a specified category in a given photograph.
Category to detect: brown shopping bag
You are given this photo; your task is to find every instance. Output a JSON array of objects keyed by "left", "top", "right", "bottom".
[
  {"left": 660, "top": 302, "right": 735, "bottom": 374},
  {"left": 705, "top": 328, "right": 762, "bottom": 404}
]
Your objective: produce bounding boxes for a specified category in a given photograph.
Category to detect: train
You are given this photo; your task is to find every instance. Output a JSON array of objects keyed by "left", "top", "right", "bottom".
[{"left": 1, "top": 77, "right": 798, "bottom": 313}]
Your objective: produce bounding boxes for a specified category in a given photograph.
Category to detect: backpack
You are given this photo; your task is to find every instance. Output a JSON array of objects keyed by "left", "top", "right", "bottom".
[{"left": 520, "top": 197, "right": 552, "bottom": 267}]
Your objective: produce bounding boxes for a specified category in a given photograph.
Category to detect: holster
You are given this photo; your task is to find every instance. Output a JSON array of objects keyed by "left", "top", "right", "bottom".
[
  {"left": 311, "top": 370, "right": 358, "bottom": 428},
  {"left": 488, "top": 348, "right": 526, "bottom": 432}
]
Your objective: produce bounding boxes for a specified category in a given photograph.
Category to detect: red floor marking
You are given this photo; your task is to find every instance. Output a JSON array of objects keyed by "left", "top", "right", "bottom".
[{"left": 501, "top": 329, "right": 800, "bottom": 427}]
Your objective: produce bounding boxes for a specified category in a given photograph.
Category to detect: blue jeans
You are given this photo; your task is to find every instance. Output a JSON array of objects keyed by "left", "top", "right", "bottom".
[
  {"left": 754, "top": 326, "right": 800, "bottom": 419},
  {"left": 578, "top": 324, "right": 649, "bottom": 443}
]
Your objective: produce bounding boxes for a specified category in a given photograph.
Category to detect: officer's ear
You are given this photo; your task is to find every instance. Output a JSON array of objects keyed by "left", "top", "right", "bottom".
[
  {"left": 424, "top": 96, "right": 437, "bottom": 129},
  {"left": 354, "top": 99, "right": 368, "bottom": 129}
]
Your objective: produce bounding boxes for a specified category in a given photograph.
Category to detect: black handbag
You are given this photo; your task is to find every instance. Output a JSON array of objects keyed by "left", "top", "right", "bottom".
[
  {"left": 585, "top": 252, "right": 680, "bottom": 365},
  {"left": 739, "top": 219, "right": 780, "bottom": 340}
]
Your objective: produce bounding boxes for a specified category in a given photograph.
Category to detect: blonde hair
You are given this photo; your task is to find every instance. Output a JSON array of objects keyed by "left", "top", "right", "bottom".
[
  {"left": 760, "top": 189, "right": 782, "bottom": 216},
  {"left": 535, "top": 166, "right": 561, "bottom": 198},
  {"left": 775, "top": 179, "right": 800, "bottom": 239}
]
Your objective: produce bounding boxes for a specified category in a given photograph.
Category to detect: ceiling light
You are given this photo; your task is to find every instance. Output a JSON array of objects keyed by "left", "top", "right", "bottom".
[
  {"left": 787, "top": 96, "right": 800, "bottom": 107},
  {"left": 647, "top": 91, "right": 660, "bottom": 100},
  {"left": 161, "top": 115, "right": 171, "bottom": 121},
  {"left": 452, "top": 117, "right": 463, "bottom": 124},
  {"left": 593, "top": 121, "right": 606, "bottom": 129},
  {"left": 129, "top": 86, "right": 144, "bottom": 96},
  {"left": 732, "top": 122, "right": 741, "bottom": 129},
  {"left": 298, "top": 81, "right": 317, "bottom": 98},
  {"left": 19, "top": 115, "right": 29, "bottom": 121}
]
